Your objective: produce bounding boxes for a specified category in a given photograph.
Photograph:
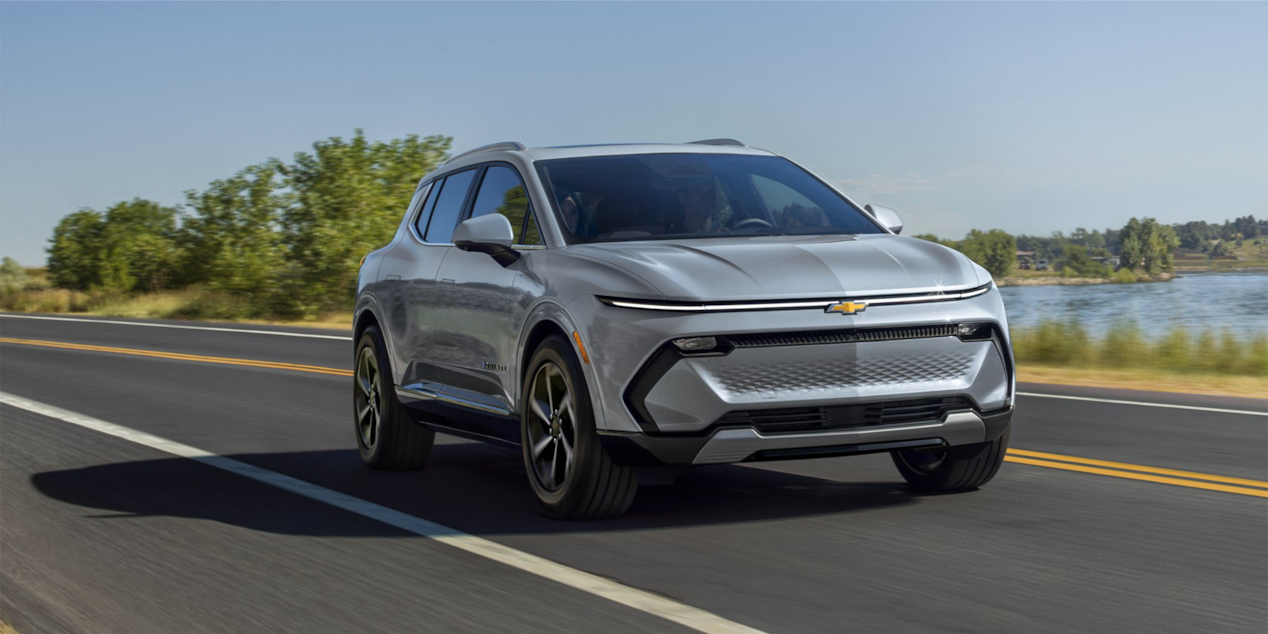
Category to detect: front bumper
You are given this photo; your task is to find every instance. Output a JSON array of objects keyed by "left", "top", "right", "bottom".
[
  {"left": 636, "top": 333, "right": 1010, "bottom": 433},
  {"left": 600, "top": 406, "right": 1012, "bottom": 466},
  {"left": 570, "top": 284, "right": 1015, "bottom": 436}
]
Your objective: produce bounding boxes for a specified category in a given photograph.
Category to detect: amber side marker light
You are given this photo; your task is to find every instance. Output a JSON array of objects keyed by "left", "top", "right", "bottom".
[
  {"left": 359, "top": 255, "right": 367, "bottom": 266},
  {"left": 572, "top": 331, "right": 591, "bottom": 365}
]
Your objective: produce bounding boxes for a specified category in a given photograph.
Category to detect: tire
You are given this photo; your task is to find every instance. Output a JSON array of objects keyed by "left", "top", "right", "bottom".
[
  {"left": 521, "top": 334, "right": 637, "bottom": 519},
  {"left": 354, "top": 324, "right": 434, "bottom": 470},
  {"left": 891, "top": 425, "right": 1010, "bottom": 492}
]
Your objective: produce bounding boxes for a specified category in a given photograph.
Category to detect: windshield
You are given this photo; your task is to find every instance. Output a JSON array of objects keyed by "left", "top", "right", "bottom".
[{"left": 537, "top": 153, "right": 883, "bottom": 243}]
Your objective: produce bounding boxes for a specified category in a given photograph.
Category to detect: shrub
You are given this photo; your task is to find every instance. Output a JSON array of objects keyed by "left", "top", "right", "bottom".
[
  {"left": 0, "top": 257, "right": 27, "bottom": 293},
  {"left": 1111, "top": 268, "right": 1138, "bottom": 283},
  {"left": 1099, "top": 321, "right": 1150, "bottom": 369}
]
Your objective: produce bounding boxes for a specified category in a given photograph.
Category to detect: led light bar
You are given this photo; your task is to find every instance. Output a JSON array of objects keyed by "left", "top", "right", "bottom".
[{"left": 599, "top": 284, "right": 992, "bottom": 313}]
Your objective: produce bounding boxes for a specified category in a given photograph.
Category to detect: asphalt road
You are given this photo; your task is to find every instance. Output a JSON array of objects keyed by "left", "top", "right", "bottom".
[{"left": 1, "top": 313, "right": 1265, "bottom": 633}]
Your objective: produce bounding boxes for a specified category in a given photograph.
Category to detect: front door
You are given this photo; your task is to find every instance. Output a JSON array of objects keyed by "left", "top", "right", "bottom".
[{"left": 431, "top": 164, "right": 541, "bottom": 414}]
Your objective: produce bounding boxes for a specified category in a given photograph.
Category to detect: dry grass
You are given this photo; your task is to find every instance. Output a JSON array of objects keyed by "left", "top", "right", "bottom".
[
  {"left": 1019, "top": 366, "right": 1268, "bottom": 399},
  {"left": 0, "top": 620, "right": 18, "bottom": 634},
  {"left": 0, "top": 287, "right": 350, "bottom": 330}
]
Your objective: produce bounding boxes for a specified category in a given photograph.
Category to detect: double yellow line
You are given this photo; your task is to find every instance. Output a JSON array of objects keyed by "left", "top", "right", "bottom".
[
  {"left": 3, "top": 335, "right": 1265, "bottom": 498},
  {"left": 0, "top": 337, "right": 352, "bottom": 377},
  {"left": 1005, "top": 449, "right": 1267, "bottom": 498}
]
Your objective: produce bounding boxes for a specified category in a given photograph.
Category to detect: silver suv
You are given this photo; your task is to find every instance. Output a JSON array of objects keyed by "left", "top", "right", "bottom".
[{"left": 354, "top": 140, "right": 1015, "bottom": 519}]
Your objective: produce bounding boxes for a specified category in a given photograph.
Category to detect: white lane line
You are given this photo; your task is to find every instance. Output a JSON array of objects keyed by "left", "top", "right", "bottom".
[
  {"left": 0, "top": 314, "right": 351, "bottom": 341},
  {"left": 0, "top": 392, "right": 763, "bottom": 634},
  {"left": 1017, "top": 392, "right": 1267, "bottom": 417}
]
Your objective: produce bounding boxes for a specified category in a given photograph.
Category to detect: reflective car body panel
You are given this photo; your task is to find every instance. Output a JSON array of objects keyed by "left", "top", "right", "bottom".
[{"left": 355, "top": 142, "right": 1015, "bottom": 463}]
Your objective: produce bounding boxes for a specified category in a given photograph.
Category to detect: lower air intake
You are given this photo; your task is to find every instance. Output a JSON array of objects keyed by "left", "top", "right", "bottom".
[{"left": 716, "top": 397, "right": 971, "bottom": 434}]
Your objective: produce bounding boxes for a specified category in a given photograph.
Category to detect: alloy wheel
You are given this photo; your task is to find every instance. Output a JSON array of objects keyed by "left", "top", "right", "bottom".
[
  {"left": 355, "top": 346, "right": 382, "bottom": 450},
  {"left": 527, "top": 362, "right": 576, "bottom": 491}
]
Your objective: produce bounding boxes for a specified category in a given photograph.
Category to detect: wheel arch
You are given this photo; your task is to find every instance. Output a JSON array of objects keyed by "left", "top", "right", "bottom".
[{"left": 515, "top": 302, "right": 610, "bottom": 430}]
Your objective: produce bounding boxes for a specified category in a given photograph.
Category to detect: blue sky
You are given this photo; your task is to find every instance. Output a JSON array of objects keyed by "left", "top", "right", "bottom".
[{"left": 2, "top": 2, "right": 1265, "bottom": 265}]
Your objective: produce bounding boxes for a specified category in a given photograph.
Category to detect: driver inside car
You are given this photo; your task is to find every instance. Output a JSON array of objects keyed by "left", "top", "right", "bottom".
[{"left": 672, "top": 178, "right": 730, "bottom": 234}]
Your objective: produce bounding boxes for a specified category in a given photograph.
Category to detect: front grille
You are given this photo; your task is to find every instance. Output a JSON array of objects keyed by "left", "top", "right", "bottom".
[
  {"left": 717, "top": 397, "right": 970, "bottom": 434},
  {"left": 727, "top": 324, "right": 957, "bottom": 349}
]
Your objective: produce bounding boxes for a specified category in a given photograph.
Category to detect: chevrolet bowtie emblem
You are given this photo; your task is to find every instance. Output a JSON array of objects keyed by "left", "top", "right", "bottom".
[{"left": 826, "top": 301, "right": 868, "bottom": 315}]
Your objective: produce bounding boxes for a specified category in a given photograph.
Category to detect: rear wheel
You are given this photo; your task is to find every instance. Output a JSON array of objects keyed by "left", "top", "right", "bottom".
[
  {"left": 891, "top": 426, "right": 1010, "bottom": 492},
  {"left": 522, "top": 335, "right": 637, "bottom": 519},
  {"left": 354, "top": 325, "right": 434, "bottom": 470}
]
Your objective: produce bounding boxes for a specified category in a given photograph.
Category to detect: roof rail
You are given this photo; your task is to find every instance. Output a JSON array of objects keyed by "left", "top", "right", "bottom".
[
  {"left": 443, "top": 141, "right": 527, "bottom": 165},
  {"left": 688, "top": 138, "right": 747, "bottom": 147}
]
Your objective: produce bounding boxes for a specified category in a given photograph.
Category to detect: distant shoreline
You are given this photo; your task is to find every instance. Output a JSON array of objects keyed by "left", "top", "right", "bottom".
[{"left": 997, "top": 273, "right": 1175, "bottom": 287}]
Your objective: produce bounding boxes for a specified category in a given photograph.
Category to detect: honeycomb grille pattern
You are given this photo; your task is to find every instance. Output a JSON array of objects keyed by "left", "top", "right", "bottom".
[{"left": 707, "top": 354, "right": 975, "bottom": 398}]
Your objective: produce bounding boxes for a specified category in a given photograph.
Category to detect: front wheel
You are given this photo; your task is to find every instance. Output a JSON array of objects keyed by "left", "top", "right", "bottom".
[
  {"left": 891, "top": 426, "right": 1010, "bottom": 492},
  {"left": 354, "top": 325, "right": 434, "bottom": 470},
  {"left": 521, "top": 335, "right": 637, "bottom": 519}
]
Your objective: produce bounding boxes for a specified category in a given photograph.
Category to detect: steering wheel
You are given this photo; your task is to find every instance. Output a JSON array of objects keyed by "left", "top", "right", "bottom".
[{"left": 730, "top": 217, "right": 775, "bottom": 231}]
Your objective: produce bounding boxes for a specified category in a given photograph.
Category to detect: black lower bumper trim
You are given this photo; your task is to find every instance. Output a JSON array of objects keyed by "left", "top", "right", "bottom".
[
  {"left": 598, "top": 431, "right": 710, "bottom": 467},
  {"left": 749, "top": 438, "right": 944, "bottom": 462},
  {"left": 981, "top": 406, "right": 1013, "bottom": 441}
]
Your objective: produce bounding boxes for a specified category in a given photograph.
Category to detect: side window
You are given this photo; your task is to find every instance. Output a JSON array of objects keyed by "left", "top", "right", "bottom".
[
  {"left": 411, "top": 182, "right": 436, "bottom": 237},
  {"left": 470, "top": 166, "right": 536, "bottom": 244},
  {"left": 423, "top": 168, "right": 477, "bottom": 243},
  {"left": 521, "top": 213, "right": 543, "bottom": 246}
]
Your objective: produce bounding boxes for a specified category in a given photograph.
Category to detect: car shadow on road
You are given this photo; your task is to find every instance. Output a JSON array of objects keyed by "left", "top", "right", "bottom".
[{"left": 31, "top": 439, "right": 933, "bottom": 537}]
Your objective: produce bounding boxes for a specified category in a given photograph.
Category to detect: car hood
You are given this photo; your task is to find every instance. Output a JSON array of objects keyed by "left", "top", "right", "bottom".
[{"left": 565, "top": 234, "right": 985, "bottom": 302}]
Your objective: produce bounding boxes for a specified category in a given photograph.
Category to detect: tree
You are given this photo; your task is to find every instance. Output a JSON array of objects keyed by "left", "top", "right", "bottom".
[
  {"left": 0, "top": 257, "right": 27, "bottom": 293},
  {"left": 98, "top": 199, "right": 181, "bottom": 292},
  {"left": 1059, "top": 244, "right": 1108, "bottom": 278},
  {"left": 279, "top": 130, "right": 451, "bottom": 315},
  {"left": 179, "top": 161, "right": 288, "bottom": 303},
  {"left": 959, "top": 229, "right": 1016, "bottom": 278},
  {"left": 47, "top": 209, "right": 106, "bottom": 290},
  {"left": 1119, "top": 217, "right": 1179, "bottom": 274}
]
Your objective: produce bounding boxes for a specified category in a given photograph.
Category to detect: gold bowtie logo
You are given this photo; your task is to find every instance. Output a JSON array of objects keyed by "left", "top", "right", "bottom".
[{"left": 826, "top": 301, "right": 868, "bottom": 315}]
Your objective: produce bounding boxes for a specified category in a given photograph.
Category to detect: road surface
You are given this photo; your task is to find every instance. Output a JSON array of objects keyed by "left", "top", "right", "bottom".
[{"left": 1, "top": 313, "right": 1265, "bottom": 633}]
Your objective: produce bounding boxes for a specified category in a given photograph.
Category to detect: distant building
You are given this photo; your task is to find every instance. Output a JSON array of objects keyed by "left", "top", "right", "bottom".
[{"left": 1015, "top": 250, "right": 1036, "bottom": 270}]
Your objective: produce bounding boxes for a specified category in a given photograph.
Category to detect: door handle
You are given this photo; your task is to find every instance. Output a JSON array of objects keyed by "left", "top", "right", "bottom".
[
  {"left": 440, "top": 279, "right": 455, "bottom": 289},
  {"left": 384, "top": 275, "right": 401, "bottom": 281}
]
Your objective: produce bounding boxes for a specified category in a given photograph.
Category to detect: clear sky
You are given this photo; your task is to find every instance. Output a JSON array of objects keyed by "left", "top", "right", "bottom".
[{"left": 2, "top": 2, "right": 1265, "bottom": 265}]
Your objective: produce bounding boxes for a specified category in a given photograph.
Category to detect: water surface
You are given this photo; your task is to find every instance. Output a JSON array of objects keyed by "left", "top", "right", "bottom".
[{"left": 998, "top": 272, "right": 1268, "bottom": 338}]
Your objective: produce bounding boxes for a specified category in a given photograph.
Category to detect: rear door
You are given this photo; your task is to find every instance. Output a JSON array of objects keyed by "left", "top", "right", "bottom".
[{"left": 376, "top": 167, "right": 478, "bottom": 389}]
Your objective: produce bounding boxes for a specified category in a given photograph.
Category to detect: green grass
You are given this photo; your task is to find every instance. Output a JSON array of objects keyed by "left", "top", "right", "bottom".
[{"left": 1011, "top": 319, "right": 1268, "bottom": 377}]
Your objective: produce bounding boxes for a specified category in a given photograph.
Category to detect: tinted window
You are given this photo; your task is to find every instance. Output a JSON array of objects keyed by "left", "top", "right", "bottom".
[
  {"left": 411, "top": 183, "right": 436, "bottom": 236},
  {"left": 521, "top": 213, "right": 543, "bottom": 246},
  {"left": 423, "top": 168, "right": 477, "bottom": 243},
  {"left": 750, "top": 175, "right": 830, "bottom": 229},
  {"left": 470, "top": 165, "right": 533, "bottom": 233},
  {"left": 538, "top": 154, "right": 882, "bottom": 243}
]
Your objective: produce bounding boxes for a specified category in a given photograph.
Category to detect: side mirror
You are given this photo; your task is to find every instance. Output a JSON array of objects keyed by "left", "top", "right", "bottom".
[
  {"left": 453, "top": 214, "right": 520, "bottom": 266},
  {"left": 864, "top": 204, "right": 904, "bottom": 234}
]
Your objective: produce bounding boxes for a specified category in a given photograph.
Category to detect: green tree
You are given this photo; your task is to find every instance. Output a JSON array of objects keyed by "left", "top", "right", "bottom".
[
  {"left": 0, "top": 257, "right": 27, "bottom": 293},
  {"left": 47, "top": 209, "right": 106, "bottom": 290},
  {"left": 1119, "top": 217, "right": 1180, "bottom": 274},
  {"left": 279, "top": 130, "right": 451, "bottom": 315},
  {"left": 1059, "top": 244, "right": 1109, "bottom": 278},
  {"left": 958, "top": 229, "right": 1016, "bottom": 278},
  {"left": 179, "top": 161, "right": 288, "bottom": 303},
  {"left": 98, "top": 199, "right": 181, "bottom": 292}
]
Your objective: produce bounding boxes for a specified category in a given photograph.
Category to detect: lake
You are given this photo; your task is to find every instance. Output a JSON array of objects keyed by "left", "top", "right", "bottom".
[{"left": 998, "top": 272, "right": 1268, "bottom": 338}]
